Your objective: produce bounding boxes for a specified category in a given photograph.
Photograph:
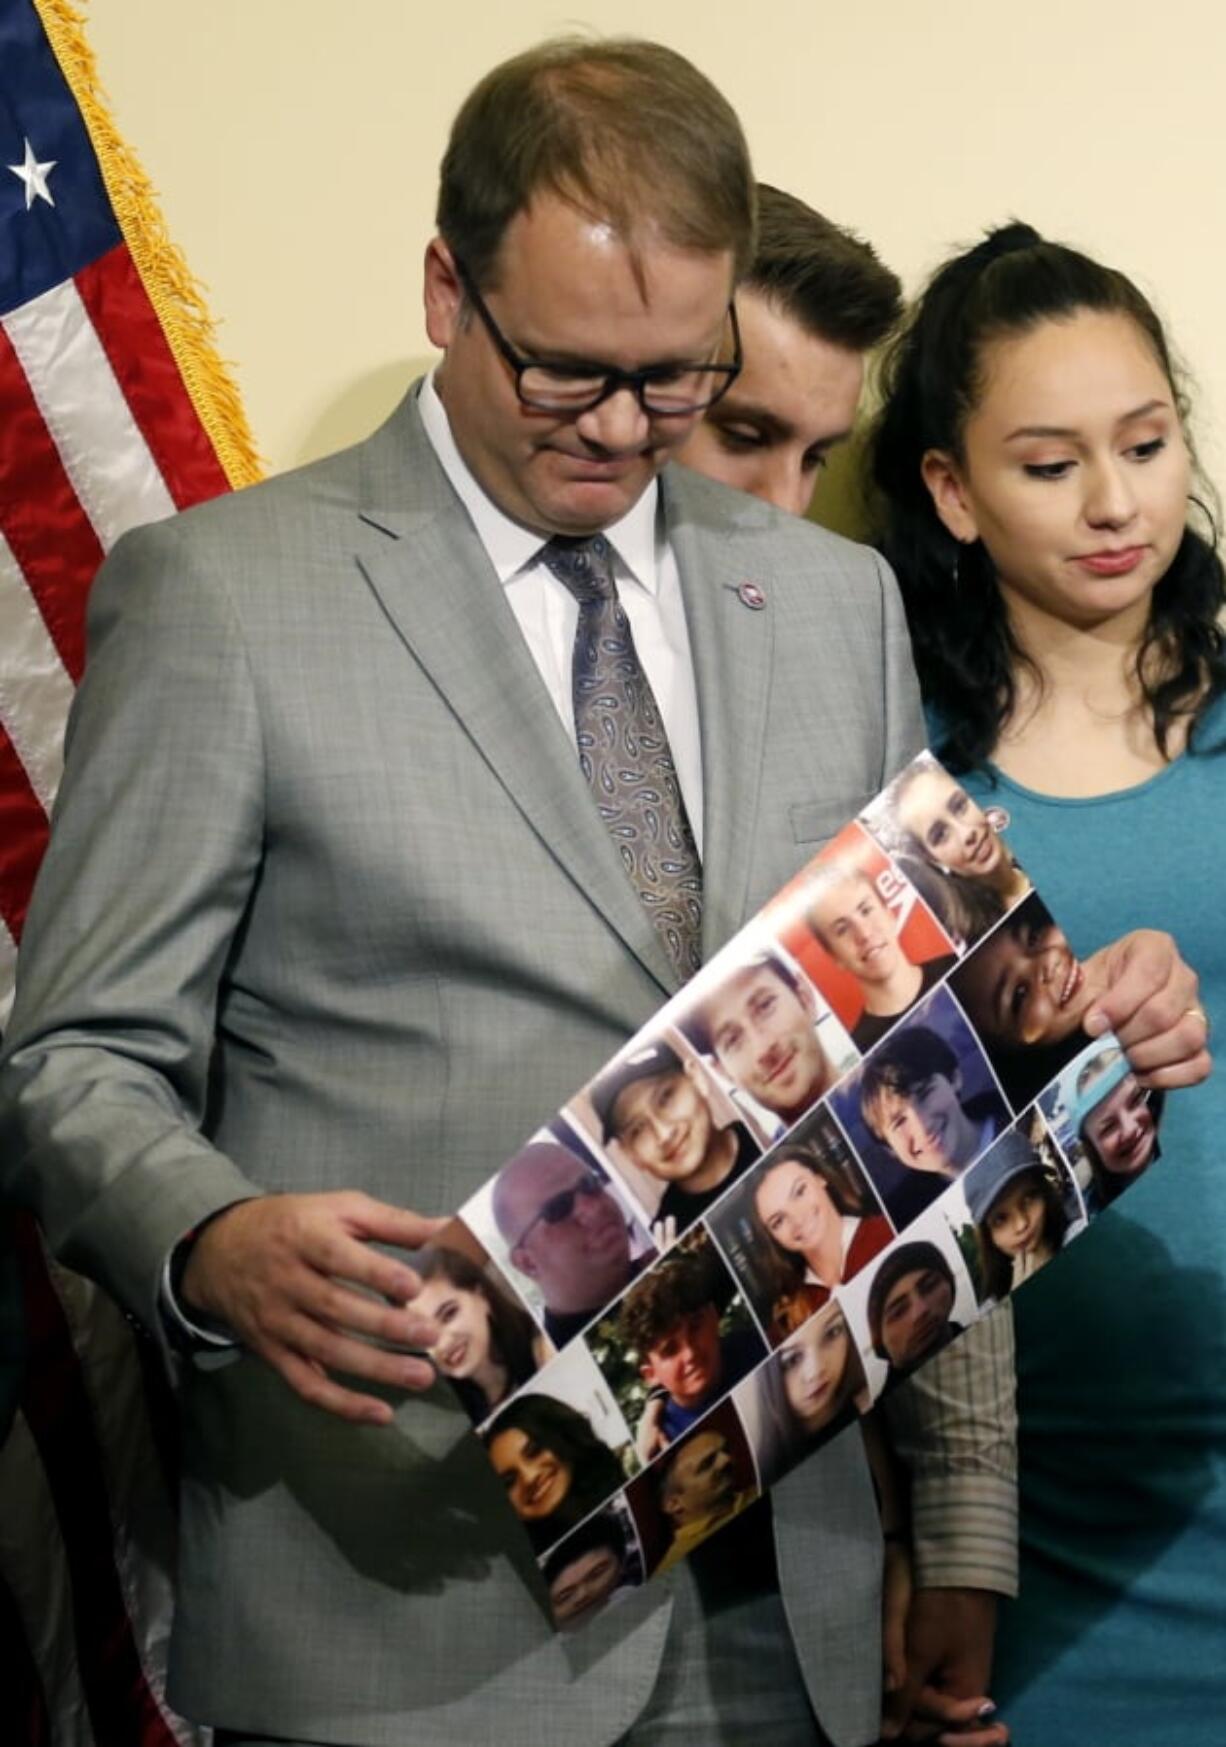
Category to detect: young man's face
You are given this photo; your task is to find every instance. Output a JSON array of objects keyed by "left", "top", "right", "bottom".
[
  {"left": 676, "top": 289, "right": 864, "bottom": 516},
  {"left": 879, "top": 1265, "right": 955, "bottom": 1370},
  {"left": 808, "top": 873, "right": 903, "bottom": 987},
  {"left": 549, "top": 1544, "right": 623, "bottom": 1627},
  {"left": 869, "top": 1070, "right": 973, "bottom": 1174},
  {"left": 702, "top": 963, "right": 830, "bottom": 1118},
  {"left": 661, "top": 1428, "right": 737, "bottom": 1525},
  {"left": 640, "top": 1303, "right": 723, "bottom": 1408},
  {"left": 425, "top": 193, "right": 736, "bottom": 538},
  {"left": 610, "top": 1069, "right": 716, "bottom": 1183}
]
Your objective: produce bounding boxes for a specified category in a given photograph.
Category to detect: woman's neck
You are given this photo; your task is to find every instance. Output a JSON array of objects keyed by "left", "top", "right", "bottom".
[
  {"left": 804, "top": 1220, "right": 848, "bottom": 1288},
  {"left": 993, "top": 585, "right": 1187, "bottom": 796}
]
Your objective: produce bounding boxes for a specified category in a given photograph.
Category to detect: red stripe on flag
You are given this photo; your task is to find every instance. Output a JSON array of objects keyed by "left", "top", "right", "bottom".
[
  {"left": 0, "top": 726, "right": 50, "bottom": 944},
  {"left": 76, "top": 247, "right": 231, "bottom": 511},
  {"left": 0, "top": 1561, "right": 53, "bottom": 1747},
  {"left": 16, "top": 1216, "right": 182, "bottom": 1747},
  {"left": 0, "top": 328, "right": 101, "bottom": 682}
]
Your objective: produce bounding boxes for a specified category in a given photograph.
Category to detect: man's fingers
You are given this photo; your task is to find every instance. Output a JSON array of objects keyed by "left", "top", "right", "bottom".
[
  {"left": 281, "top": 1311, "right": 439, "bottom": 1392},
  {"left": 306, "top": 1272, "right": 440, "bottom": 1350},
  {"left": 299, "top": 1202, "right": 446, "bottom": 1306},
  {"left": 276, "top": 1345, "right": 398, "bottom": 1426}
]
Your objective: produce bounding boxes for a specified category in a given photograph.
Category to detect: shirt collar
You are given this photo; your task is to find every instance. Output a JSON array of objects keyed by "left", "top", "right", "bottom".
[{"left": 418, "top": 371, "right": 661, "bottom": 594}]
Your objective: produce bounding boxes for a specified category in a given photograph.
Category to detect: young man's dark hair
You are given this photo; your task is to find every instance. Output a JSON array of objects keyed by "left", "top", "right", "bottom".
[
  {"left": 618, "top": 1245, "right": 728, "bottom": 1355},
  {"left": 747, "top": 184, "right": 903, "bottom": 353},
  {"left": 619, "top": 1245, "right": 760, "bottom": 1451},
  {"left": 859, "top": 1026, "right": 960, "bottom": 1136}
]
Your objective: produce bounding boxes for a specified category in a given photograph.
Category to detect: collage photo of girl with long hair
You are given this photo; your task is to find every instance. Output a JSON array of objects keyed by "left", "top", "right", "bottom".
[{"left": 421, "top": 753, "right": 1162, "bottom": 1633}]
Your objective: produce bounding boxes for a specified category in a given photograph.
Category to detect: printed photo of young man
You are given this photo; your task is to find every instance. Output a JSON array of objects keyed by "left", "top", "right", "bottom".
[
  {"left": 828, "top": 987, "right": 1011, "bottom": 1225},
  {"left": 540, "top": 1500, "right": 644, "bottom": 1632},
  {"left": 678, "top": 943, "right": 858, "bottom": 1139},
  {"left": 771, "top": 823, "right": 958, "bottom": 1051},
  {"left": 591, "top": 1230, "right": 765, "bottom": 1464},
  {"left": 624, "top": 1399, "right": 760, "bottom": 1576},
  {"left": 583, "top": 1034, "right": 762, "bottom": 1239}
]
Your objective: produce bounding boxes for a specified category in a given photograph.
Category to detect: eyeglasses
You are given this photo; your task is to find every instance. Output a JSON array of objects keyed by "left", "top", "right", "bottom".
[
  {"left": 512, "top": 1170, "right": 609, "bottom": 1249},
  {"left": 453, "top": 257, "right": 742, "bottom": 416}
]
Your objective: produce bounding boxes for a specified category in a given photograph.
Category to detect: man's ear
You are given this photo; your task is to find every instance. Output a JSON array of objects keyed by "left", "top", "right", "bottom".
[
  {"left": 423, "top": 236, "right": 465, "bottom": 350},
  {"left": 921, "top": 449, "right": 980, "bottom": 545},
  {"left": 510, "top": 1243, "right": 539, "bottom": 1281},
  {"left": 639, "top": 1358, "right": 659, "bottom": 1388}
]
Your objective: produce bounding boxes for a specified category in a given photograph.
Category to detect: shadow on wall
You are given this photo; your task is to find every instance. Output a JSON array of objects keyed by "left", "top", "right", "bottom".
[{"left": 292, "top": 356, "right": 437, "bottom": 471}]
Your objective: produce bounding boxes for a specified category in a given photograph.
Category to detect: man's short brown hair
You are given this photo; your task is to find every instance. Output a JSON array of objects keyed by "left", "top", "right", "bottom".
[
  {"left": 746, "top": 184, "right": 902, "bottom": 352},
  {"left": 437, "top": 38, "right": 755, "bottom": 289}
]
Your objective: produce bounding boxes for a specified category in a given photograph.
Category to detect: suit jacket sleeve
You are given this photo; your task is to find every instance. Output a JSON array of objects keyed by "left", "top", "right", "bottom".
[{"left": 0, "top": 517, "right": 266, "bottom": 1331}]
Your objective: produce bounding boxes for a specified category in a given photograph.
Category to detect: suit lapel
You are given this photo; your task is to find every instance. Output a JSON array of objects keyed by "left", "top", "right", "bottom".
[
  {"left": 353, "top": 402, "right": 679, "bottom": 996},
  {"left": 664, "top": 469, "right": 774, "bottom": 959}
]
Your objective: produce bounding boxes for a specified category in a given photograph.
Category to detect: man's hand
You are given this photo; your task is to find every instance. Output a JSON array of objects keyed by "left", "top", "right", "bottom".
[
  {"left": 879, "top": 1587, "right": 1008, "bottom": 1745},
  {"left": 181, "top": 1191, "right": 448, "bottom": 1424},
  {"left": 1083, "top": 929, "right": 1210, "bottom": 1089}
]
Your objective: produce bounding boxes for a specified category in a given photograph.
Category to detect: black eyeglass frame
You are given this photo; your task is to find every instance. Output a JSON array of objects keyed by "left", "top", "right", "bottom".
[{"left": 453, "top": 256, "right": 742, "bottom": 416}]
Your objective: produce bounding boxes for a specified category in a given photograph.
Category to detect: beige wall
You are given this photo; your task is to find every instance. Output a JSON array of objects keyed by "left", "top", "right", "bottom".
[{"left": 88, "top": 0, "right": 1226, "bottom": 509}]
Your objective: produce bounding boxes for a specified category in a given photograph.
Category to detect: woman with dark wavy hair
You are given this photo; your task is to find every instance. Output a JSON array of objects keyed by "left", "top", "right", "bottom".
[
  {"left": 484, "top": 1391, "right": 627, "bottom": 1554},
  {"left": 869, "top": 222, "right": 1226, "bottom": 1743}
]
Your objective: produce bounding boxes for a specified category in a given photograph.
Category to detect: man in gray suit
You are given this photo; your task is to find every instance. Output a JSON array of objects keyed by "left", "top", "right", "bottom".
[{"left": 0, "top": 35, "right": 1207, "bottom": 1747}]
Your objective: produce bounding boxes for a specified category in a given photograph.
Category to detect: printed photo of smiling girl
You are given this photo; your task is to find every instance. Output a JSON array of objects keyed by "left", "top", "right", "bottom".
[
  {"left": 541, "top": 1500, "right": 644, "bottom": 1632},
  {"left": 705, "top": 1107, "right": 895, "bottom": 1345},
  {"left": 414, "top": 1235, "right": 555, "bottom": 1426},
  {"left": 1041, "top": 1040, "right": 1164, "bottom": 1215},
  {"left": 859, "top": 755, "right": 1032, "bottom": 953},
  {"left": 483, "top": 1359, "right": 634, "bottom": 1557},
  {"left": 964, "top": 1126, "right": 1084, "bottom": 1305},
  {"left": 950, "top": 890, "right": 1110, "bottom": 1109}
]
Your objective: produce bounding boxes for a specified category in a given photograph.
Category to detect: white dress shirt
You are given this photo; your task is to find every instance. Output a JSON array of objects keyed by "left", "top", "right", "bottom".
[{"left": 418, "top": 373, "right": 704, "bottom": 852}]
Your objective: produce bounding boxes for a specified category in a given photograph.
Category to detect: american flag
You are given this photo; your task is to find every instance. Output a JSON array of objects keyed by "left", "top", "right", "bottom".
[{"left": 1, "top": 1, "right": 259, "bottom": 1739}]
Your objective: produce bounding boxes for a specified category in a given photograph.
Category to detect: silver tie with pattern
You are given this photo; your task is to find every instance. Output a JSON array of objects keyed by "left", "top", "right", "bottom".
[{"left": 542, "top": 534, "right": 703, "bottom": 979}]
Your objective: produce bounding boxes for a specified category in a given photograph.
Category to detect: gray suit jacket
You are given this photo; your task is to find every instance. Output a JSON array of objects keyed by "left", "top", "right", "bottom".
[{"left": 1, "top": 388, "right": 934, "bottom": 1745}]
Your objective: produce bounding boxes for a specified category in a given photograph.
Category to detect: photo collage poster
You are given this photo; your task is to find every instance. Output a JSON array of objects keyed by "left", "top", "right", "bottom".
[{"left": 426, "top": 753, "right": 1162, "bottom": 1633}]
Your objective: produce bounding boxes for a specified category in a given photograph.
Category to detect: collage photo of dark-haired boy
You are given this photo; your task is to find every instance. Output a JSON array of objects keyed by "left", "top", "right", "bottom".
[{"left": 421, "top": 753, "right": 1153, "bottom": 1634}]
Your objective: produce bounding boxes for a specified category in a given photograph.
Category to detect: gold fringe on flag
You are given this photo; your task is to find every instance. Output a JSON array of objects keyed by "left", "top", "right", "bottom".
[{"left": 33, "top": 0, "right": 264, "bottom": 489}]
